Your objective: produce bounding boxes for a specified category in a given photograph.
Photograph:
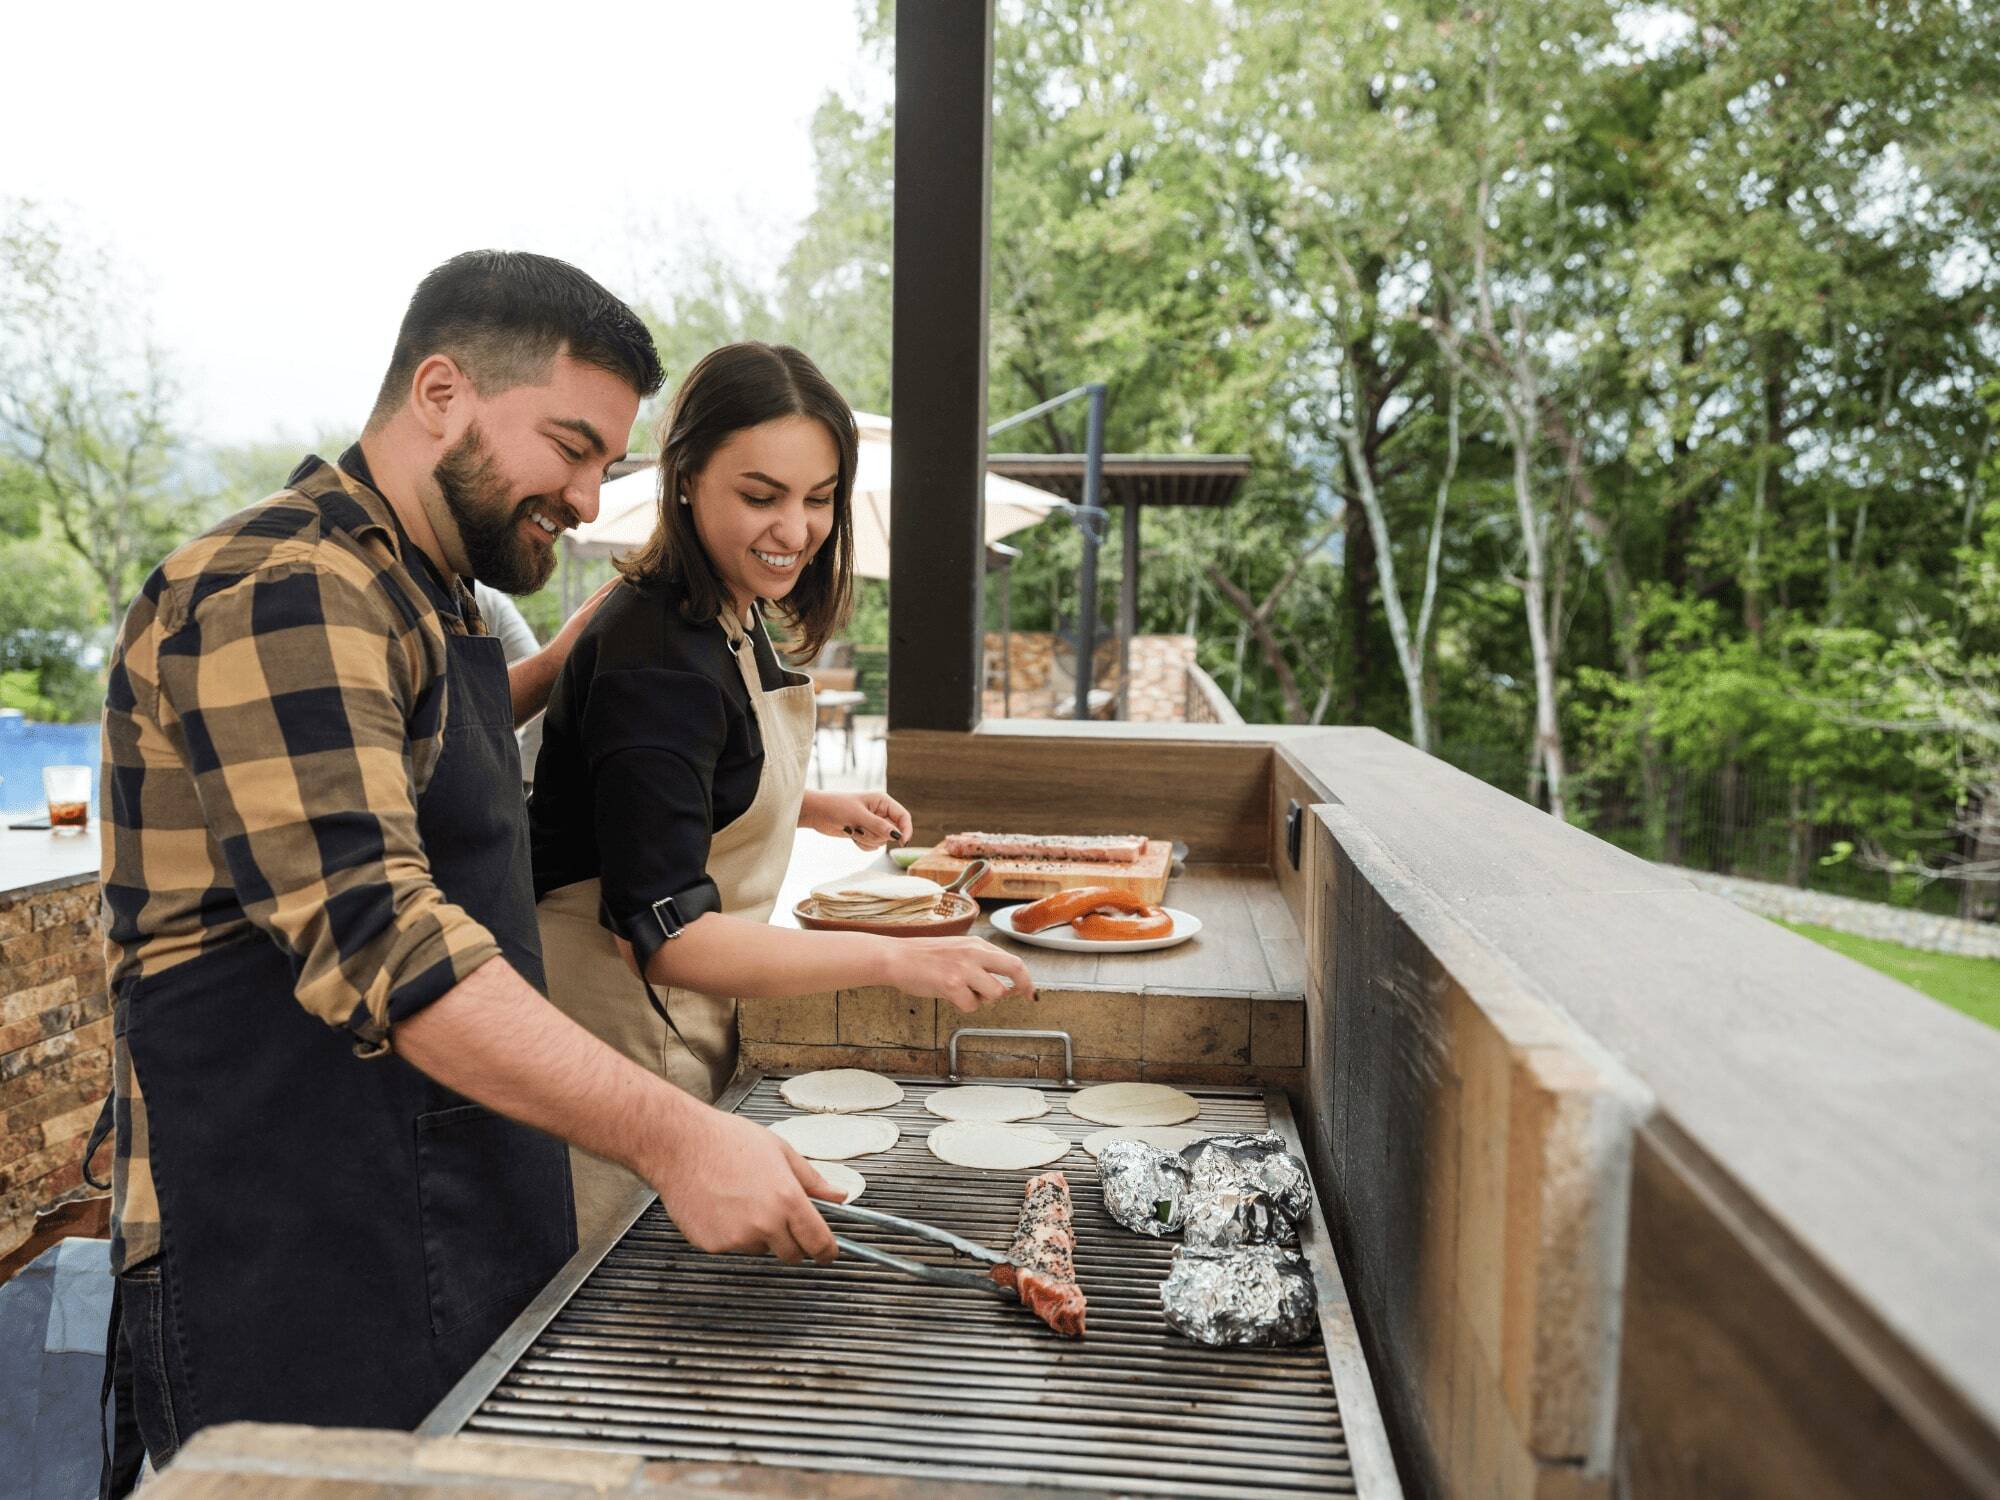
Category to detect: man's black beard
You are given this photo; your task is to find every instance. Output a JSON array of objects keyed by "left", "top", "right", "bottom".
[{"left": 432, "top": 425, "right": 557, "bottom": 595}]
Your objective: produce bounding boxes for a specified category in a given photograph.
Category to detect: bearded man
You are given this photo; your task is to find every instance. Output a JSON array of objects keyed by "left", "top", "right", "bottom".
[{"left": 94, "top": 252, "right": 840, "bottom": 1489}]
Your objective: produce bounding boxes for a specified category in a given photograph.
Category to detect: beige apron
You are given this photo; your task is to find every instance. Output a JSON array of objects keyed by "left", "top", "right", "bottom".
[{"left": 538, "top": 608, "right": 816, "bottom": 1245}]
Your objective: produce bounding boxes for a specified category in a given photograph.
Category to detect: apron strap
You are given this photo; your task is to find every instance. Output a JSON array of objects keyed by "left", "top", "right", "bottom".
[
  {"left": 82, "top": 1090, "right": 115, "bottom": 1192},
  {"left": 98, "top": 1274, "right": 145, "bottom": 1498},
  {"left": 640, "top": 978, "right": 691, "bottom": 1052}
]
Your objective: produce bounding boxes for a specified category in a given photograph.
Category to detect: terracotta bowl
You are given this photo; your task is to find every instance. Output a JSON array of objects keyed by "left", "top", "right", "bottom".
[{"left": 793, "top": 891, "right": 979, "bottom": 937}]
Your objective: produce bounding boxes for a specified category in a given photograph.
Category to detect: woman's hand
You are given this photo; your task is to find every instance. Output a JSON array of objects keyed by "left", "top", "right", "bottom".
[
  {"left": 801, "top": 789, "right": 914, "bottom": 851},
  {"left": 876, "top": 935, "right": 1034, "bottom": 1013}
]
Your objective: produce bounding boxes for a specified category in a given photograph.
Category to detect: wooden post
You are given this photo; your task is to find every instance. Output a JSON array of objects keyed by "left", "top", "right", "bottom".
[
  {"left": 1072, "top": 383, "right": 1106, "bottom": 719},
  {"left": 888, "top": 0, "right": 995, "bottom": 732},
  {"left": 1119, "top": 493, "right": 1139, "bottom": 718}
]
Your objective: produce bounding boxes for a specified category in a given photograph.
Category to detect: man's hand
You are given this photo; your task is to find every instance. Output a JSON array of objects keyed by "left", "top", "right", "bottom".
[
  {"left": 394, "top": 956, "right": 842, "bottom": 1268},
  {"left": 800, "top": 789, "right": 914, "bottom": 851},
  {"left": 641, "top": 1107, "right": 841, "bottom": 1264}
]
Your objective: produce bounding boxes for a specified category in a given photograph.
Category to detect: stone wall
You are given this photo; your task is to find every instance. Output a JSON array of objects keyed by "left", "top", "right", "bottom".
[
  {"left": 740, "top": 986, "right": 1304, "bottom": 1096},
  {"left": 0, "top": 877, "right": 110, "bottom": 1261},
  {"left": 981, "top": 631, "right": 1203, "bottom": 722}
]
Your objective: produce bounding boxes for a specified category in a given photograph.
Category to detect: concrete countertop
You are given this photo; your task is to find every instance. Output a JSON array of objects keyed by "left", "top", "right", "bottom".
[{"left": 0, "top": 825, "right": 99, "bottom": 902}]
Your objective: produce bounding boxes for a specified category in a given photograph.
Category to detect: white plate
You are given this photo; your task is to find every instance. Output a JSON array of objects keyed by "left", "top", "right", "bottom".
[{"left": 989, "top": 904, "right": 1202, "bottom": 953}]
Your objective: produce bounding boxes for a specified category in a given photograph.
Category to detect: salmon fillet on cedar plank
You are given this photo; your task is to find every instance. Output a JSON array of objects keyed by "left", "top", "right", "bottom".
[
  {"left": 990, "top": 1171, "right": 1087, "bottom": 1336},
  {"left": 940, "top": 832, "right": 1149, "bottom": 865}
]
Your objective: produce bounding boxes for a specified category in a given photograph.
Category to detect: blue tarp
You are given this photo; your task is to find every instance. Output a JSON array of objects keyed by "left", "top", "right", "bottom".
[{"left": 0, "top": 1238, "right": 112, "bottom": 1500}]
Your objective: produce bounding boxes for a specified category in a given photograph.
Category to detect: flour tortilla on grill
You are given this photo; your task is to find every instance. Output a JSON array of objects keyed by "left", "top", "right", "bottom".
[
  {"left": 779, "top": 1069, "right": 905, "bottom": 1114},
  {"left": 927, "top": 1120, "right": 1071, "bottom": 1170},
  {"left": 923, "top": 1085, "right": 1049, "bottom": 1123},
  {"left": 805, "top": 1160, "right": 866, "bottom": 1203},
  {"left": 1080, "top": 1124, "right": 1213, "bottom": 1158},
  {"left": 1066, "top": 1082, "right": 1201, "bottom": 1127},
  {"left": 769, "top": 1114, "right": 900, "bottom": 1160}
]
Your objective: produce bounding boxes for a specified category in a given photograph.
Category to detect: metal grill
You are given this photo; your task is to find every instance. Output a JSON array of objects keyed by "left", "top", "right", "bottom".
[{"left": 425, "top": 1074, "right": 1397, "bottom": 1498}]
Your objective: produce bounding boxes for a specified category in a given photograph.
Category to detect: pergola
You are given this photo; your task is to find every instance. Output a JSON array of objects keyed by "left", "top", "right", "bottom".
[{"left": 983, "top": 453, "right": 1248, "bottom": 717}]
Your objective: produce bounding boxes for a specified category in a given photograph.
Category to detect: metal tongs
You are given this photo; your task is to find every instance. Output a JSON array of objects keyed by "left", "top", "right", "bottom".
[{"left": 822, "top": 1199, "right": 1016, "bottom": 1300}]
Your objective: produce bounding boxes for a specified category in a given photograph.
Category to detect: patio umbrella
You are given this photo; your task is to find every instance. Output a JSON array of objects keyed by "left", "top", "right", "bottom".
[{"left": 564, "top": 412, "right": 1070, "bottom": 579}]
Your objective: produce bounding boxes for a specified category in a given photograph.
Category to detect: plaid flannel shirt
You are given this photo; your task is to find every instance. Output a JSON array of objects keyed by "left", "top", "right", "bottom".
[{"left": 99, "top": 451, "right": 505, "bottom": 1270}]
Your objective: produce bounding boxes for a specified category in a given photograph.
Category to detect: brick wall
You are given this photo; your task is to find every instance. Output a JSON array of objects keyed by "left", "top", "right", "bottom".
[{"left": 0, "top": 877, "right": 111, "bottom": 1261}]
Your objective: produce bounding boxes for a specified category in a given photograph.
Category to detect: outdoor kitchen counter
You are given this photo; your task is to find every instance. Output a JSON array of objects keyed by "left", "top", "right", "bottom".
[
  {"left": 0, "top": 824, "right": 99, "bottom": 902},
  {"left": 749, "top": 830, "right": 1308, "bottom": 1091},
  {"left": 142, "top": 1423, "right": 1087, "bottom": 1499}
]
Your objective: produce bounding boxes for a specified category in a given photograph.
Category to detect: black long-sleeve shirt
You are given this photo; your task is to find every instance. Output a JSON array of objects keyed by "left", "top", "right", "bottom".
[{"left": 529, "top": 578, "right": 797, "bottom": 968}]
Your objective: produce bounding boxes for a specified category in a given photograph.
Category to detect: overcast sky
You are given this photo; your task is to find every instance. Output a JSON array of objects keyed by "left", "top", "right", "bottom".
[{"left": 2, "top": 1, "right": 872, "bottom": 445}]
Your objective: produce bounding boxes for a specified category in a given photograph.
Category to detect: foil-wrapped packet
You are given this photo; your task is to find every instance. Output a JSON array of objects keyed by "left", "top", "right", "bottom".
[
  {"left": 1179, "top": 1132, "right": 1313, "bottom": 1228},
  {"left": 1098, "top": 1140, "right": 1190, "bottom": 1237},
  {"left": 1181, "top": 1186, "right": 1295, "bottom": 1249},
  {"left": 1160, "top": 1244, "right": 1318, "bottom": 1347}
]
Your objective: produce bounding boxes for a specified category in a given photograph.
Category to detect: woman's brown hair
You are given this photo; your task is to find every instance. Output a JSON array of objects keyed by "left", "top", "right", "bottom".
[{"left": 616, "top": 342, "right": 856, "bottom": 661}]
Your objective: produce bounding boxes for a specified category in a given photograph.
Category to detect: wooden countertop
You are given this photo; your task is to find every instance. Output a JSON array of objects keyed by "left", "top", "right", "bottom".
[
  {"left": 147, "top": 1423, "right": 1082, "bottom": 1499},
  {"left": 773, "top": 830, "right": 1304, "bottom": 1002},
  {"left": 0, "top": 824, "right": 99, "bottom": 901}
]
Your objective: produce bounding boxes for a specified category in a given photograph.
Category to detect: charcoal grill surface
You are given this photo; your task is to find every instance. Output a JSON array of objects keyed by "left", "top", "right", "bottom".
[{"left": 424, "top": 1073, "right": 1398, "bottom": 1497}]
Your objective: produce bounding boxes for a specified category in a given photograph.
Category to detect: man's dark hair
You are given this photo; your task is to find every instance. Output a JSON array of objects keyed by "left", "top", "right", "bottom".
[{"left": 368, "top": 250, "right": 664, "bottom": 425}]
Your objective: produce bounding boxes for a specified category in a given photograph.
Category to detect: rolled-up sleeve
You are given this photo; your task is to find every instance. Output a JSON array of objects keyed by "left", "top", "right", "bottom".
[
  {"left": 152, "top": 556, "right": 501, "bottom": 1045},
  {"left": 582, "top": 668, "right": 730, "bottom": 971}
]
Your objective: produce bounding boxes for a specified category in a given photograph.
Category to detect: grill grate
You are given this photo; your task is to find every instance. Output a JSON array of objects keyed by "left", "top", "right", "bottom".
[{"left": 441, "top": 1075, "right": 1369, "bottom": 1497}]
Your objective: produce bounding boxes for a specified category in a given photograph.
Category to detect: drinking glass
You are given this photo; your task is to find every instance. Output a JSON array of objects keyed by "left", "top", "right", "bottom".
[{"left": 42, "top": 765, "right": 91, "bottom": 835}]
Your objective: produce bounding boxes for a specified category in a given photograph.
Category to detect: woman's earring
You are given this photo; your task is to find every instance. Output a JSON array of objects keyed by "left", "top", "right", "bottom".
[{"left": 678, "top": 492, "right": 690, "bottom": 506}]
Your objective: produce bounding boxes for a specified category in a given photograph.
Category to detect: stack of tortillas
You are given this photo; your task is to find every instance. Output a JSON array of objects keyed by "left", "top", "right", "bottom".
[{"left": 810, "top": 874, "right": 944, "bottom": 923}]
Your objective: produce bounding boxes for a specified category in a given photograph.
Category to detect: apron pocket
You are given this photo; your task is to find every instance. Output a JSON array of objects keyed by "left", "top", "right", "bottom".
[{"left": 415, "top": 1104, "right": 574, "bottom": 1339}]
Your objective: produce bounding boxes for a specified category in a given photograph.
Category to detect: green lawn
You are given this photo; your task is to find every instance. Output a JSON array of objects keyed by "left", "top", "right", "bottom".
[{"left": 1776, "top": 920, "right": 2000, "bottom": 1031}]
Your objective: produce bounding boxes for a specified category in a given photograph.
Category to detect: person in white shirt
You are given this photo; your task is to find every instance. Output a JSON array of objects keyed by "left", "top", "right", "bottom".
[{"left": 474, "top": 580, "right": 546, "bottom": 784}]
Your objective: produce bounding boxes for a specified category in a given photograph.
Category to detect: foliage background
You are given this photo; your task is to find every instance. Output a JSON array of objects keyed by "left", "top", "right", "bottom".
[{"left": 3, "top": 0, "right": 1996, "bottom": 916}]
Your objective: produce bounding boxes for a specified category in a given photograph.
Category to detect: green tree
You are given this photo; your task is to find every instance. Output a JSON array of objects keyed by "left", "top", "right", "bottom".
[{"left": 0, "top": 202, "right": 209, "bottom": 626}]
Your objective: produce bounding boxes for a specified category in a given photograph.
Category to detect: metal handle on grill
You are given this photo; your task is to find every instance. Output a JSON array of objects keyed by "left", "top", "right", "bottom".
[{"left": 946, "top": 1027, "right": 1074, "bottom": 1085}]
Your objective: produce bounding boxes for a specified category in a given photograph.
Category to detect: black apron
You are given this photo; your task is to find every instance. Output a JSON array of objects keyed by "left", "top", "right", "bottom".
[{"left": 103, "top": 571, "right": 574, "bottom": 1451}]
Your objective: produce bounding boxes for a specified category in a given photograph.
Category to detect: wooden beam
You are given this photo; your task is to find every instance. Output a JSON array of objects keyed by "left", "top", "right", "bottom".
[{"left": 888, "top": 0, "right": 994, "bottom": 731}]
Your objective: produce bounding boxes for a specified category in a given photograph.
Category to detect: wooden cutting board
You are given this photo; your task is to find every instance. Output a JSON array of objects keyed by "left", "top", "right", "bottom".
[{"left": 908, "top": 842, "right": 1173, "bottom": 903}]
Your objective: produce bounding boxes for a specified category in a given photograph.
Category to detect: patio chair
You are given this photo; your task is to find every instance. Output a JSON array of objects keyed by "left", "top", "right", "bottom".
[{"left": 806, "top": 667, "right": 861, "bottom": 786}]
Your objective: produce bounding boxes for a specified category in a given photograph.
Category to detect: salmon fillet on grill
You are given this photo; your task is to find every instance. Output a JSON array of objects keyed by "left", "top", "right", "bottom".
[
  {"left": 940, "top": 832, "right": 1149, "bottom": 865},
  {"left": 989, "top": 1171, "right": 1087, "bottom": 1337}
]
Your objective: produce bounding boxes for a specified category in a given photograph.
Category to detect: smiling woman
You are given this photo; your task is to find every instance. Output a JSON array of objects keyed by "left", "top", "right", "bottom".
[
  {"left": 528, "top": 342, "right": 1033, "bottom": 1245},
  {"left": 616, "top": 341, "right": 858, "bottom": 662}
]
